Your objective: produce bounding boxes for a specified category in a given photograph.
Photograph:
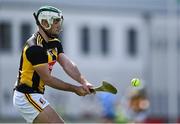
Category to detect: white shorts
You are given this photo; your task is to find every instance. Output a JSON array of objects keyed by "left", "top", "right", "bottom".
[{"left": 13, "top": 90, "right": 49, "bottom": 123}]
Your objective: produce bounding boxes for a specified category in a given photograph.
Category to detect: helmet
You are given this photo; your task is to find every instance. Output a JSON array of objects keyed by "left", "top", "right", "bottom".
[{"left": 36, "top": 6, "right": 63, "bottom": 30}]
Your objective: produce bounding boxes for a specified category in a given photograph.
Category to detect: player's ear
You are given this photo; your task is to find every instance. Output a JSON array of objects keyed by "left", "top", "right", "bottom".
[{"left": 41, "top": 19, "right": 49, "bottom": 29}]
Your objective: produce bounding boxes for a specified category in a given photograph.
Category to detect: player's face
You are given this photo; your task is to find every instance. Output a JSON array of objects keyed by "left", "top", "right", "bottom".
[{"left": 49, "top": 18, "right": 62, "bottom": 37}]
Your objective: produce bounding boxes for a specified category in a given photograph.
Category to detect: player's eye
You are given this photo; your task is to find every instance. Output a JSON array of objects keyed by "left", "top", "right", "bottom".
[{"left": 54, "top": 18, "right": 60, "bottom": 23}]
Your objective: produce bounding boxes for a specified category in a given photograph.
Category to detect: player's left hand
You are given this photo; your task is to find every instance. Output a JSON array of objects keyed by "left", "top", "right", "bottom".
[{"left": 74, "top": 86, "right": 89, "bottom": 96}]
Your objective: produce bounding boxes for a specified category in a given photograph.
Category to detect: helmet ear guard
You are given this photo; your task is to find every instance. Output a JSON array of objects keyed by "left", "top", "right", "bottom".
[
  {"left": 33, "top": 12, "right": 51, "bottom": 38},
  {"left": 33, "top": 12, "right": 52, "bottom": 30}
]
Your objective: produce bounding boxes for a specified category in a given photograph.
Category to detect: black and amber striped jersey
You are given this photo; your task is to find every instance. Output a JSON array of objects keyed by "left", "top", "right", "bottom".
[{"left": 15, "top": 32, "right": 63, "bottom": 94}]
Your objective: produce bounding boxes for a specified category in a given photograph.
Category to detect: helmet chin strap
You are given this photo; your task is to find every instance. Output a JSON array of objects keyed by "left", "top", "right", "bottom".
[{"left": 33, "top": 12, "right": 58, "bottom": 39}]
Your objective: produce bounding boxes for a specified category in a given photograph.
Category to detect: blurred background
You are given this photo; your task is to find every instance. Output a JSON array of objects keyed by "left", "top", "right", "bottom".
[{"left": 0, "top": 0, "right": 180, "bottom": 123}]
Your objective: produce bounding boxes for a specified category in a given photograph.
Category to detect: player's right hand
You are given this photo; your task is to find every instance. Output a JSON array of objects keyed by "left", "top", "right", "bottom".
[
  {"left": 74, "top": 86, "right": 88, "bottom": 96},
  {"left": 81, "top": 81, "right": 93, "bottom": 94}
]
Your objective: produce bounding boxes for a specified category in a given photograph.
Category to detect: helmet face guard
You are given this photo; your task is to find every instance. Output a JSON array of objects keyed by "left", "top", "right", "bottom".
[{"left": 33, "top": 6, "right": 63, "bottom": 38}]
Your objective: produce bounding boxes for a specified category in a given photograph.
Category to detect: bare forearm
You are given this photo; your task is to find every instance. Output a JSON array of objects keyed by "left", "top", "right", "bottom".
[
  {"left": 45, "top": 75, "right": 77, "bottom": 92},
  {"left": 63, "top": 63, "right": 86, "bottom": 84},
  {"left": 58, "top": 53, "right": 88, "bottom": 84},
  {"left": 33, "top": 63, "right": 88, "bottom": 95}
]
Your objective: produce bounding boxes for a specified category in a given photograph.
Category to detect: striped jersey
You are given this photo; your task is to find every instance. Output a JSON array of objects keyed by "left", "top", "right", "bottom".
[{"left": 15, "top": 32, "right": 63, "bottom": 94}]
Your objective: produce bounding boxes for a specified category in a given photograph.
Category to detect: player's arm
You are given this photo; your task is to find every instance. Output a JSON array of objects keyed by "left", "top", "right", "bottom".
[
  {"left": 26, "top": 46, "right": 87, "bottom": 96},
  {"left": 34, "top": 64, "right": 86, "bottom": 96},
  {"left": 57, "top": 53, "right": 93, "bottom": 93}
]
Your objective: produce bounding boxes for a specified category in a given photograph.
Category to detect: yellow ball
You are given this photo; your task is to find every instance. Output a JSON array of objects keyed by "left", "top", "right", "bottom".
[{"left": 131, "top": 78, "right": 141, "bottom": 87}]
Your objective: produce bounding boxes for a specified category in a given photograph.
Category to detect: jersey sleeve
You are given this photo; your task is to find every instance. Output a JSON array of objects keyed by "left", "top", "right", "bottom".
[
  {"left": 26, "top": 46, "right": 48, "bottom": 66},
  {"left": 57, "top": 42, "right": 64, "bottom": 54}
]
